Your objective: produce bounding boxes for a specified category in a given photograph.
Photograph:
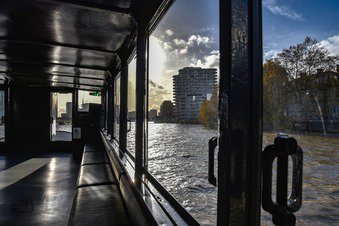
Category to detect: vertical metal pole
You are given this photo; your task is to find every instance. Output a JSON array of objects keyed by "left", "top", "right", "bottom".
[
  {"left": 144, "top": 33, "right": 149, "bottom": 171},
  {"left": 119, "top": 60, "right": 128, "bottom": 158},
  {"left": 101, "top": 89, "right": 106, "bottom": 129},
  {"left": 218, "top": 0, "right": 232, "bottom": 224},
  {"left": 105, "top": 90, "right": 109, "bottom": 131},
  {"left": 218, "top": 0, "right": 262, "bottom": 225},
  {"left": 135, "top": 22, "right": 147, "bottom": 187}
]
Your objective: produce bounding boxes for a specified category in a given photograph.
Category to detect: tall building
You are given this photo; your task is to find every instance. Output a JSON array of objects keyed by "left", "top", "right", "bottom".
[
  {"left": 159, "top": 101, "right": 174, "bottom": 120},
  {"left": 173, "top": 67, "right": 217, "bottom": 123},
  {"left": 149, "top": 109, "right": 158, "bottom": 121}
]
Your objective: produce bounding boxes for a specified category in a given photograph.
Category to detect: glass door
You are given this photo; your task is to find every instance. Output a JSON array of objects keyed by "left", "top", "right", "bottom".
[{"left": 50, "top": 92, "right": 73, "bottom": 141}]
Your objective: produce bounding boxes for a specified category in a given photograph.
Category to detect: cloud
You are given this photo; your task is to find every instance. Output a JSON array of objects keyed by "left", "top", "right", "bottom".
[
  {"left": 179, "top": 48, "right": 188, "bottom": 54},
  {"left": 166, "top": 69, "right": 175, "bottom": 74},
  {"left": 173, "top": 35, "right": 212, "bottom": 48},
  {"left": 149, "top": 81, "right": 171, "bottom": 110},
  {"left": 149, "top": 80, "right": 157, "bottom": 87},
  {"left": 188, "top": 35, "right": 210, "bottom": 46},
  {"left": 190, "top": 50, "right": 219, "bottom": 69},
  {"left": 263, "top": 0, "right": 303, "bottom": 21},
  {"left": 165, "top": 29, "right": 174, "bottom": 36},
  {"left": 173, "top": 38, "right": 187, "bottom": 46},
  {"left": 264, "top": 49, "right": 279, "bottom": 60},
  {"left": 319, "top": 35, "right": 339, "bottom": 56},
  {"left": 163, "top": 42, "right": 172, "bottom": 50}
]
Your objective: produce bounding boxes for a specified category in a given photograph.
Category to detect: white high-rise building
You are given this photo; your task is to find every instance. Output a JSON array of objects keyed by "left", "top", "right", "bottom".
[{"left": 173, "top": 67, "right": 217, "bottom": 123}]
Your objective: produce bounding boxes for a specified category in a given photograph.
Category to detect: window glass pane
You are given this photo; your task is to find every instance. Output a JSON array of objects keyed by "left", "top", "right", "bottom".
[
  {"left": 114, "top": 75, "right": 121, "bottom": 140},
  {"left": 50, "top": 92, "right": 72, "bottom": 141},
  {"left": 78, "top": 90, "right": 101, "bottom": 112},
  {"left": 262, "top": 1, "right": 339, "bottom": 224},
  {"left": 127, "top": 58, "right": 136, "bottom": 156},
  {"left": 148, "top": 1, "right": 219, "bottom": 224}
]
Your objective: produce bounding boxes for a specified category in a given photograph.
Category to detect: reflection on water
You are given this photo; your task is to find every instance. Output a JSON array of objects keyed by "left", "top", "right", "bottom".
[{"left": 129, "top": 122, "right": 338, "bottom": 225}]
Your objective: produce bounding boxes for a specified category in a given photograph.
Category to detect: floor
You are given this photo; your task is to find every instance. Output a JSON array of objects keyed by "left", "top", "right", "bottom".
[{"left": 0, "top": 152, "right": 79, "bottom": 225}]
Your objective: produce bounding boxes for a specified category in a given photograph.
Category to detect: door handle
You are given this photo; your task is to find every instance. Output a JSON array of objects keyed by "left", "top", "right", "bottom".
[
  {"left": 208, "top": 137, "right": 218, "bottom": 186},
  {"left": 262, "top": 135, "right": 303, "bottom": 225}
]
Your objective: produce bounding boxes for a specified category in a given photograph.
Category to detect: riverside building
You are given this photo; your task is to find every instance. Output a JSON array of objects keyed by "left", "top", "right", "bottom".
[{"left": 173, "top": 67, "right": 217, "bottom": 123}]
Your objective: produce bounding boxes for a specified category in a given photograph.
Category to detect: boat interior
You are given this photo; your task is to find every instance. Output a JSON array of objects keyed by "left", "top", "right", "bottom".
[{"left": 0, "top": 0, "right": 305, "bottom": 225}]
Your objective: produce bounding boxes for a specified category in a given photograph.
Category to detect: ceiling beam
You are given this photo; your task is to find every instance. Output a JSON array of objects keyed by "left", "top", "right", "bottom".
[
  {"left": 0, "top": 38, "right": 116, "bottom": 54},
  {"left": 0, "top": 71, "right": 106, "bottom": 81},
  {"left": 37, "top": 0, "right": 131, "bottom": 14},
  {"left": 0, "top": 59, "right": 109, "bottom": 72},
  {"left": 14, "top": 77, "right": 103, "bottom": 88}
]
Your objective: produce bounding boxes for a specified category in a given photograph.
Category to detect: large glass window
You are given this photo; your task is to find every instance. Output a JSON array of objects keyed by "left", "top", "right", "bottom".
[
  {"left": 113, "top": 75, "right": 121, "bottom": 141},
  {"left": 127, "top": 58, "right": 136, "bottom": 156},
  {"left": 147, "top": 1, "right": 219, "bottom": 224},
  {"left": 262, "top": 1, "right": 339, "bottom": 224},
  {"left": 78, "top": 90, "right": 101, "bottom": 112}
]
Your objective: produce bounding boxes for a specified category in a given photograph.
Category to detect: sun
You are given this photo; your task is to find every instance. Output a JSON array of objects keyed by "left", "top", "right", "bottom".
[{"left": 149, "top": 35, "right": 166, "bottom": 84}]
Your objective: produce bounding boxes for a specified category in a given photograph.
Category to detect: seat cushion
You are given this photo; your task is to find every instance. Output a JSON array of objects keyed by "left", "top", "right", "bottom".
[
  {"left": 68, "top": 185, "right": 131, "bottom": 226},
  {"left": 84, "top": 143, "right": 103, "bottom": 153},
  {"left": 77, "top": 164, "right": 116, "bottom": 188},
  {"left": 81, "top": 151, "right": 108, "bottom": 165}
]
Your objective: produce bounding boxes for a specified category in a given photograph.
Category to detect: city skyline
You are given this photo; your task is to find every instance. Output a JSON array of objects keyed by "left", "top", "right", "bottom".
[{"left": 137, "top": 0, "right": 339, "bottom": 111}]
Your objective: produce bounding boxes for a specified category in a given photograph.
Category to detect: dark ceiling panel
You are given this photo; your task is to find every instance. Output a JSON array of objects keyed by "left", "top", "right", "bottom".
[
  {"left": 0, "top": 0, "right": 136, "bottom": 52},
  {"left": 13, "top": 74, "right": 104, "bottom": 86},
  {"left": 0, "top": 61, "right": 108, "bottom": 80},
  {"left": 0, "top": 40, "right": 118, "bottom": 69},
  {"left": 13, "top": 75, "right": 103, "bottom": 90},
  {"left": 0, "top": 0, "right": 172, "bottom": 89},
  {"left": 47, "top": 0, "right": 133, "bottom": 11}
]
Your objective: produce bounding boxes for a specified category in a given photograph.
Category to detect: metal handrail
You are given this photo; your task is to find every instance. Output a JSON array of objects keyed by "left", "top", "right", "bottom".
[{"left": 102, "top": 132, "right": 199, "bottom": 225}]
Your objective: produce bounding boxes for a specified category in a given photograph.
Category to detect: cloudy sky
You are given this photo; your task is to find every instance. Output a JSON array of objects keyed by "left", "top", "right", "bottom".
[{"left": 128, "top": 0, "right": 339, "bottom": 111}]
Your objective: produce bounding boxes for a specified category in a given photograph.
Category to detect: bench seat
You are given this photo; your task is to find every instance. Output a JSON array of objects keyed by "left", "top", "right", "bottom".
[
  {"left": 68, "top": 185, "right": 131, "bottom": 226},
  {"left": 81, "top": 151, "right": 108, "bottom": 165},
  {"left": 77, "top": 164, "right": 116, "bottom": 188}
]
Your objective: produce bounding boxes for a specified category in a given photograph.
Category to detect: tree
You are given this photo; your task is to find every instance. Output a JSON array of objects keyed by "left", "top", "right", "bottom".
[
  {"left": 269, "top": 36, "right": 338, "bottom": 134},
  {"left": 199, "top": 99, "right": 208, "bottom": 126},
  {"left": 199, "top": 85, "right": 218, "bottom": 129},
  {"left": 277, "top": 37, "right": 337, "bottom": 80},
  {"left": 263, "top": 60, "right": 289, "bottom": 130}
]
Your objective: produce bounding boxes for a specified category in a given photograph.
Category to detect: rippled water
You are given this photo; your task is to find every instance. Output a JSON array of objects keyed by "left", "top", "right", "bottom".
[{"left": 127, "top": 123, "right": 339, "bottom": 225}]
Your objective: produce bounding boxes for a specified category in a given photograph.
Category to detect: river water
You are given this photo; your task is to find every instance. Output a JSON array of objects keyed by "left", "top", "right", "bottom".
[{"left": 127, "top": 123, "right": 338, "bottom": 225}]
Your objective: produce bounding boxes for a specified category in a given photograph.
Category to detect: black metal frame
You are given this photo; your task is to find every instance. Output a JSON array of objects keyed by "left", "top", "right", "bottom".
[
  {"left": 218, "top": 0, "right": 262, "bottom": 225},
  {"left": 119, "top": 60, "right": 128, "bottom": 158},
  {"left": 135, "top": 21, "right": 148, "bottom": 187},
  {"left": 49, "top": 89, "right": 75, "bottom": 143},
  {"left": 101, "top": 0, "right": 264, "bottom": 225}
]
